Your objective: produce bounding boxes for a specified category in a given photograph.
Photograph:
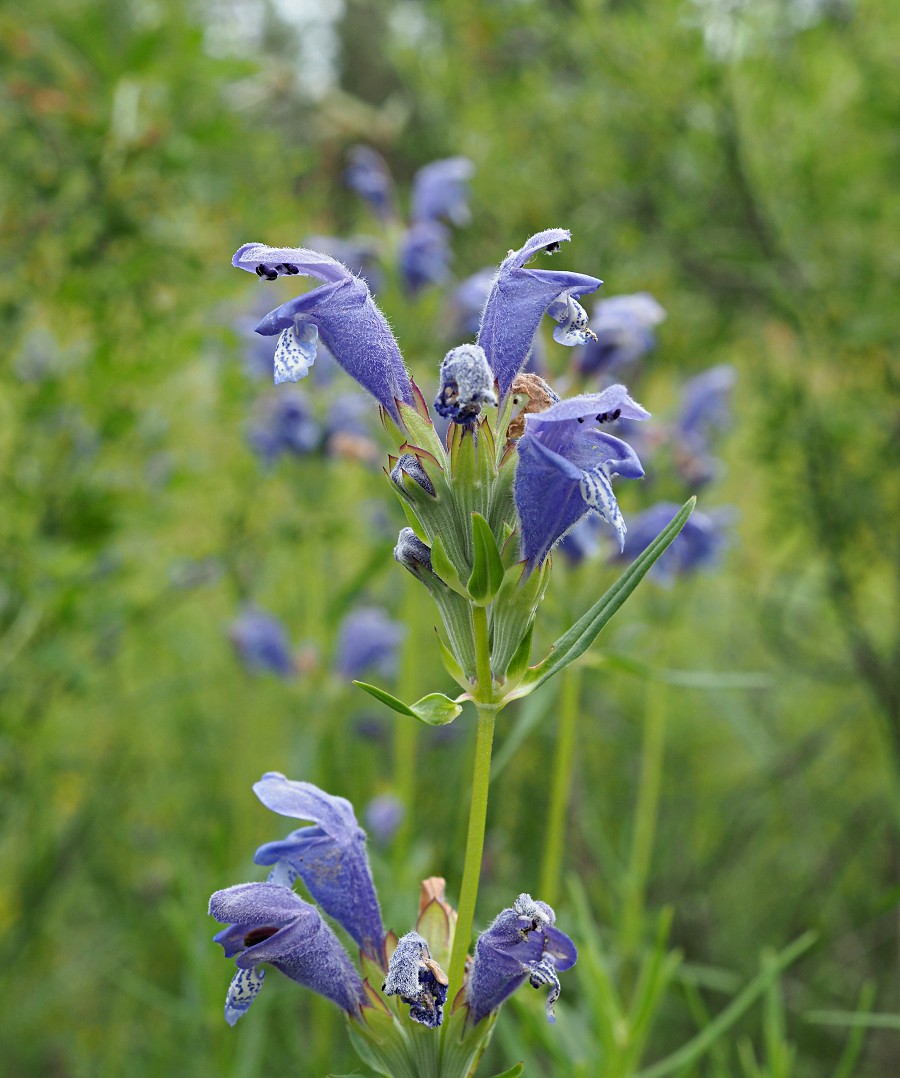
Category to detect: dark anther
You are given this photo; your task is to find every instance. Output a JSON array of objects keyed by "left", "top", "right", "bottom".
[
  {"left": 544, "top": 241, "right": 561, "bottom": 253},
  {"left": 595, "top": 408, "right": 621, "bottom": 424},
  {"left": 243, "top": 926, "right": 281, "bottom": 947},
  {"left": 255, "top": 264, "right": 279, "bottom": 281},
  {"left": 255, "top": 265, "right": 267, "bottom": 277},
  {"left": 577, "top": 416, "right": 585, "bottom": 423},
  {"left": 283, "top": 263, "right": 300, "bottom": 274}
]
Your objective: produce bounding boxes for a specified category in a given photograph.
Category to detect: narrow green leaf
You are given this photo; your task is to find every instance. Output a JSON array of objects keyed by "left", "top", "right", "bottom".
[
  {"left": 434, "top": 627, "right": 470, "bottom": 690},
  {"left": 353, "top": 682, "right": 463, "bottom": 726},
  {"left": 430, "top": 534, "right": 470, "bottom": 597},
  {"left": 485, "top": 1064, "right": 524, "bottom": 1078},
  {"left": 508, "top": 498, "right": 695, "bottom": 700},
  {"left": 635, "top": 931, "right": 817, "bottom": 1078},
  {"left": 468, "top": 512, "right": 505, "bottom": 604},
  {"left": 353, "top": 681, "right": 416, "bottom": 716}
]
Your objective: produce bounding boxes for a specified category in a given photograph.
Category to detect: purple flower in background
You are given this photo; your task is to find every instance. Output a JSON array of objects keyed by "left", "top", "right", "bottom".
[
  {"left": 618, "top": 502, "right": 730, "bottom": 584},
  {"left": 675, "top": 364, "right": 736, "bottom": 486},
  {"left": 252, "top": 772, "right": 386, "bottom": 962},
  {"left": 557, "top": 515, "right": 604, "bottom": 565},
  {"left": 232, "top": 244, "right": 413, "bottom": 423},
  {"left": 229, "top": 607, "right": 295, "bottom": 678},
  {"left": 478, "top": 229, "right": 603, "bottom": 400},
  {"left": 410, "top": 156, "right": 475, "bottom": 227},
  {"left": 400, "top": 220, "right": 453, "bottom": 295},
  {"left": 209, "top": 882, "right": 367, "bottom": 1024},
  {"left": 334, "top": 606, "right": 406, "bottom": 680},
  {"left": 575, "top": 292, "right": 666, "bottom": 376},
  {"left": 383, "top": 931, "right": 448, "bottom": 1028},
  {"left": 365, "top": 794, "right": 405, "bottom": 846},
  {"left": 466, "top": 894, "right": 577, "bottom": 1025},
  {"left": 345, "top": 145, "right": 396, "bottom": 221},
  {"left": 514, "top": 385, "right": 649, "bottom": 569},
  {"left": 247, "top": 389, "right": 321, "bottom": 464}
]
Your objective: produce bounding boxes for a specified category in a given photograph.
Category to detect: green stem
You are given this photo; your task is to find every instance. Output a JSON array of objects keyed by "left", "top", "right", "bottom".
[
  {"left": 393, "top": 584, "right": 422, "bottom": 862},
  {"left": 539, "top": 666, "right": 581, "bottom": 905},
  {"left": 447, "top": 605, "right": 498, "bottom": 998},
  {"left": 620, "top": 669, "right": 669, "bottom": 955}
]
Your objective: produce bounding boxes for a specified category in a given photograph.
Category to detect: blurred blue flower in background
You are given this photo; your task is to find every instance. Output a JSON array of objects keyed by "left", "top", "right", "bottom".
[
  {"left": 334, "top": 606, "right": 406, "bottom": 680},
  {"left": 399, "top": 219, "right": 453, "bottom": 295},
  {"left": 675, "top": 364, "right": 736, "bottom": 486},
  {"left": 229, "top": 606, "right": 295, "bottom": 678},
  {"left": 344, "top": 145, "right": 396, "bottom": 221},
  {"left": 305, "top": 233, "right": 383, "bottom": 292},
  {"left": 364, "top": 793, "right": 405, "bottom": 846},
  {"left": 574, "top": 292, "right": 666, "bottom": 377},
  {"left": 247, "top": 388, "right": 321, "bottom": 464},
  {"left": 410, "top": 155, "right": 475, "bottom": 227},
  {"left": 209, "top": 882, "right": 368, "bottom": 1025},
  {"left": 467, "top": 893, "right": 577, "bottom": 1025},
  {"left": 617, "top": 501, "right": 731, "bottom": 584}
]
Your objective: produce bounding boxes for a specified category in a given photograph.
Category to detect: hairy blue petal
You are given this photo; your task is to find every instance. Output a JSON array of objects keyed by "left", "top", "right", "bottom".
[
  {"left": 210, "top": 882, "right": 366, "bottom": 1017},
  {"left": 233, "top": 244, "right": 412, "bottom": 422},
  {"left": 477, "top": 229, "right": 602, "bottom": 399},
  {"left": 251, "top": 773, "right": 385, "bottom": 961},
  {"left": 547, "top": 293, "right": 596, "bottom": 347},
  {"left": 513, "top": 386, "right": 648, "bottom": 566},
  {"left": 467, "top": 894, "right": 577, "bottom": 1025},
  {"left": 383, "top": 932, "right": 448, "bottom": 1028}
]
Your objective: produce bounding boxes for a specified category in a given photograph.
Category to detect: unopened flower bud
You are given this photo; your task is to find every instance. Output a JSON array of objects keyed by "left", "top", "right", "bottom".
[{"left": 434, "top": 344, "right": 498, "bottom": 426}]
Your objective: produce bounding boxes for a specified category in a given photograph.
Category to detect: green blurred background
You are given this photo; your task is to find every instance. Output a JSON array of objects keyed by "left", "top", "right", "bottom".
[{"left": 1, "top": 0, "right": 898, "bottom": 1074}]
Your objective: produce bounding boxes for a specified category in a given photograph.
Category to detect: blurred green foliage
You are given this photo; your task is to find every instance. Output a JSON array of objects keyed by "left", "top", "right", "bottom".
[{"left": 1, "top": 0, "right": 898, "bottom": 1075}]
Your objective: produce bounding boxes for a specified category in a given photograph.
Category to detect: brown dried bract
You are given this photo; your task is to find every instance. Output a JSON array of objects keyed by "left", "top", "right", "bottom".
[
  {"left": 506, "top": 373, "right": 559, "bottom": 441},
  {"left": 418, "top": 877, "right": 458, "bottom": 924}
]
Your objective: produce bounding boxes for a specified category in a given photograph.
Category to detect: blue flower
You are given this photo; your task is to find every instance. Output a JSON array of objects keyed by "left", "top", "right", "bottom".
[
  {"left": 247, "top": 389, "right": 321, "bottom": 464},
  {"left": 451, "top": 267, "right": 497, "bottom": 337},
  {"left": 334, "top": 606, "right": 406, "bottom": 681},
  {"left": 209, "top": 882, "right": 367, "bottom": 1024},
  {"left": 344, "top": 145, "right": 396, "bottom": 222},
  {"left": 304, "top": 233, "right": 383, "bottom": 292},
  {"left": 575, "top": 292, "right": 666, "bottom": 376},
  {"left": 410, "top": 156, "right": 475, "bottom": 227},
  {"left": 477, "top": 228, "right": 603, "bottom": 400},
  {"left": 364, "top": 794, "right": 405, "bottom": 846},
  {"left": 399, "top": 220, "right": 453, "bottom": 295},
  {"left": 618, "top": 501, "right": 731, "bottom": 584},
  {"left": 675, "top": 364, "right": 735, "bottom": 486},
  {"left": 251, "top": 772, "right": 386, "bottom": 962},
  {"left": 229, "top": 607, "right": 295, "bottom": 678},
  {"left": 232, "top": 244, "right": 413, "bottom": 423},
  {"left": 514, "top": 385, "right": 649, "bottom": 569},
  {"left": 383, "top": 931, "right": 448, "bottom": 1028},
  {"left": 466, "top": 894, "right": 577, "bottom": 1025}
]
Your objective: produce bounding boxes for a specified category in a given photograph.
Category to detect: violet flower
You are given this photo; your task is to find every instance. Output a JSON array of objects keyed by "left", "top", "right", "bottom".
[
  {"left": 364, "top": 794, "right": 405, "bottom": 846},
  {"left": 251, "top": 772, "right": 386, "bottom": 962},
  {"left": 344, "top": 145, "right": 396, "bottom": 222},
  {"left": 399, "top": 220, "right": 453, "bottom": 295},
  {"left": 466, "top": 894, "right": 577, "bottom": 1025},
  {"left": 229, "top": 607, "right": 294, "bottom": 678},
  {"left": 232, "top": 244, "right": 413, "bottom": 423},
  {"left": 575, "top": 292, "right": 666, "bottom": 376},
  {"left": 410, "top": 156, "right": 475, "bottom": 227},
  {"left": 618, "top": 501, "right": 730, "bottom": 584},
  {"left": 334, "top": 606, "right": 406, "bottom": 681},
  {"left": 247, "top": 389, "right": 320, "bottom": 464},
  {"left": 514, "top": 385, "right": 649, "bottom": 569},
  {"left": 477, "top": 228, "right": 602, "bottom": 400},
  {"left": 675, "top": 364, "right": 736, "bottom": 486},
  {"left": 209, "top": 882, "right": 367, "bottom": 1024}
]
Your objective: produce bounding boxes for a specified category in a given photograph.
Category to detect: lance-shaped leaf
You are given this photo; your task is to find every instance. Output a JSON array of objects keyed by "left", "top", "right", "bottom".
[
  {"left": 353, "top": 681, "right": 463, "bottom": 726},
  {"left": 505, "top": 498, "right": 695, "bottom": 701},
  {"left": 467, "top": 513, "right": 505, "bottom": 605}
]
